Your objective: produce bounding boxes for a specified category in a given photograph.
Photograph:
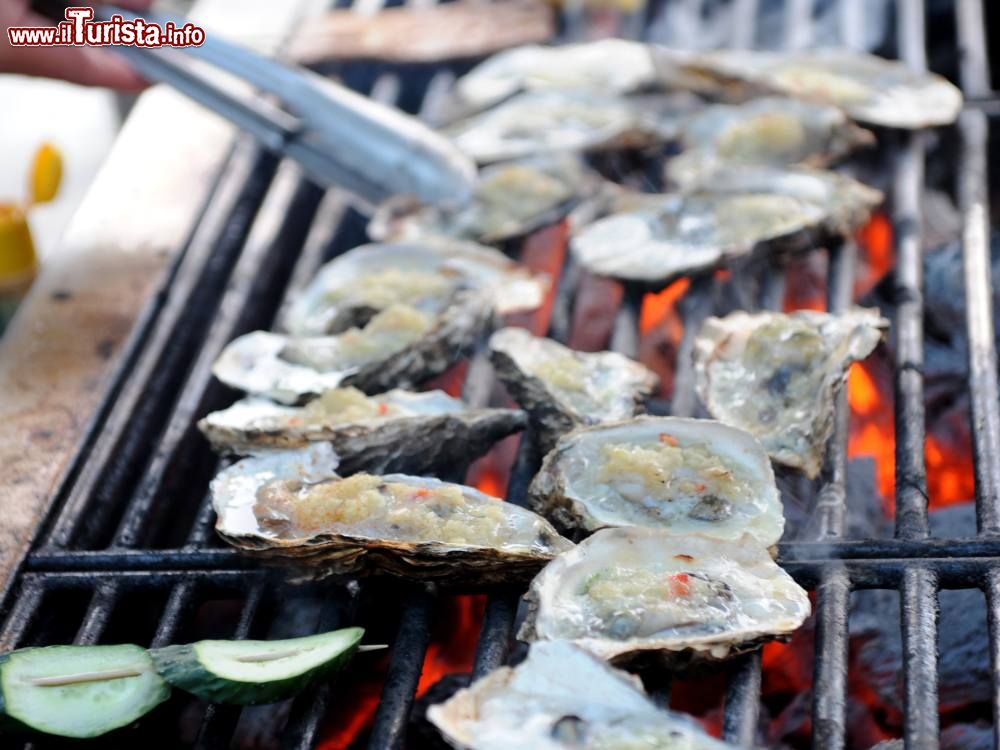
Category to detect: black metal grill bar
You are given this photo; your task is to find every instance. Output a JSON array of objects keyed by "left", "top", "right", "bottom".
[{"left": 954, "top": 1, "right": 1000, "bottom": 535}]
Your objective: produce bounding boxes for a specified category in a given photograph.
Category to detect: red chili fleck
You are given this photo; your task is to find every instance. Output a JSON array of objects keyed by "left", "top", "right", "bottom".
[
  {"left": 693, "top": 482, "right": 706, "bottom": 492},
  {"left": 377, "top": 403, "right": 390, "bottom": 416},
  {"left": 658, "top": 433, "right": 679, "bottom": 447},
  {"left": 667, "top": 573, "right": 691, "bottom": 597},
  {"left": 412, "top": 489, "right": 432, "bottom": 500}
]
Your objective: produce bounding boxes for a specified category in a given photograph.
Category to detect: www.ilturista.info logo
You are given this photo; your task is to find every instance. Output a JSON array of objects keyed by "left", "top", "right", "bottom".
[{"left": 7, "top": 7, "right": 205, "bottom": 48}]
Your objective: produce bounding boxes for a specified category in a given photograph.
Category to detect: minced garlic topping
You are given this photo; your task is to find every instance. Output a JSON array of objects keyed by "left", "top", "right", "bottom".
[
  {"left": 596, "top": 436, "right": 750, "bottom": 523},
  {"left": 322, "top": 269, "right": 453, "bottom": 311},
  {"left": 715, "top": 113, "right": 807, "bottom": 162},
  {"left": 576, "top": 565, "right": 733, "bottom": 640},
  {"left": 253, "top": 473, "right": 557, "bottom": 550},
  {"left": 532, "top": 351, "right": 589, "bottom": 393},
  {"left": 299, "top": 387, "right": 400, "bottom": 425}
]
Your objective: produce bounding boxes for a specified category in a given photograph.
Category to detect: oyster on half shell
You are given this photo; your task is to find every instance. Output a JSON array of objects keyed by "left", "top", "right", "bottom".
[
  {"left": 199, "top": 387, "right": 526, "bottom": 475},
  {"left": 489, "top": 327, "right": 658, "bottom": 450},
  {"left": 571, "top": 166, "right": 882, "bottom": 284},
  {"left": 529, "top": 416, "right": 783, "bottom": 546},
  {"left": 213, "top": 289, "right": 494, "bottom": 404},
  {"left": 452, "top": 39, "right": 659, "bottom": 113},
  {"left": 369, "top": 155, "right": 597, "bottom": 244},
  {"left": 694, "top": 308, "right": 888, "bottom": 478},
  {"left": 667, "top": 97, "right": 875, "bottom": 187},
  {"left": 279, "top": 239, "right": 548, "bottom": 336},
  {"left": 519, "top": 527, "right": 810, "bottom": 665},
  {"left": 655, "top": 47, "right": 963, "bottom": 129},
  {"left": 446, "top": 90, "right": 679, "bottom": 164},
  {"left": 212, "top": 444, "right": 572, "bottom": 584},
  {"left": 428, "top": 641, "right": 736, "bottom": 750}
]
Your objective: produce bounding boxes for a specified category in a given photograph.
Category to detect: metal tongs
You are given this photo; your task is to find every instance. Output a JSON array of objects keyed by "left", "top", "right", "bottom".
[{"left": 43, "top": 3, "right": 477, "bottom": 207}]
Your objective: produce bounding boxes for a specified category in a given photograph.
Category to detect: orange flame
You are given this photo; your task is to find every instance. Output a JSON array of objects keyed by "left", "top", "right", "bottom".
[
  {"left": 416, "top": 595, "right": 486, "bottom": 697},
  {"left": 847, "top": 361, "right": 896, "bottom": 509},
  {"left": 855, "top": 213, "right": 894, "bottom": 297},
  {"left": 639, "top": 277, "right": 689, "bottom": 335}
]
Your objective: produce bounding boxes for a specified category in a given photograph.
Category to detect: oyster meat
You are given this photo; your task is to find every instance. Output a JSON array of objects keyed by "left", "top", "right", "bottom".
[
  {"left": 429, "top": 640, "right": 736, "bottom": 750},
  {"left": 520, "top": 527, "right": 810, "bottom": 664},
  {"left": 570, "top": 166, "right": 882, "bottom": 284},
  {"left": 212, "top": 444, "right": 572, "bottom": 583},
  {"left": 694, "top": 308, "right": 887, "bottom": 478},
  {"left": 656, "top": 47, "right": 963, "bottom": 129},
  {"left": 446, "top": 90, "right": 678, "bottom": 164},
  {"left": 213, "top": 290, "right": 493, "bottom": 404},
  {"left": 199, "top": 387, "right": 526, "bottom": 474},
  {"left": 369, "top": 155, "right": 598, "bottom": 244},
  {"left": 529, "top": 416, "right": 783, "bottom": 545},
  {"left": 489, "top": 327, "right": 658, "bottom": 449},
  {"left": 453, "top": 39, "right": 659, "bottom": 112},
  {"left": 667, "top": 97, "right": 875, "bottom": 187},
  {"left": 279, "top": 239, "right": 548, "bottom": 336}
]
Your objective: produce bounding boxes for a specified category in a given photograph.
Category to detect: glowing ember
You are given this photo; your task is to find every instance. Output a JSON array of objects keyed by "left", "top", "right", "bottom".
[
  {"left": 637, "top": 278, "right": 689, "bottom": 397},
  {"left": 847, "top": 360, "right": 896, "bottom": 509},
  {"left": 416, "top": 596, "right": 486, "bottom": 697},
  {"left": 854, "top": 213, "right": 894, "bottom": 298}
]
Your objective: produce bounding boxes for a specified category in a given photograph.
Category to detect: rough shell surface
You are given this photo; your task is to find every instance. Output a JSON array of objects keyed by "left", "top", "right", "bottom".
[
  {"left": 489, "top": 326, "right": 658, "bottom": 450},
  {"left": 428, "top": 641, "right": 736, "bottom": 750},
  {"left": 453, "top": 39, "right": 659, "bottom": 112},
  {"left": 212, "top": 289, "right": 495, "bottom": 404},
  {"left": 519, "top": 527, "right": 810, "bottom": 665},
  {"left": 198, "top": 389, "right": 526, "bottom": 475},
  {"left": 368, "top": 155, "right": 597, "bottom": 244},
  {"left": 529, "top": 416, "right": 783, "bottom": 546},
  {"left": 212, "top": 444, "right": 572, "bottom": 584},
  {"left": 666, "top": 96, "right": 875, "bottom": 187},
  {"left": 570, "top": 166, "right": 882, "bottom": 284},
  {"left": 654, "top": 47, "right": 963, "bottom": 129},
  {"left": 278, "top": 239, "right": 548, "bottom": 336},
  {"left": 694, "top": 308, "right": 888, "bottom": 478}
]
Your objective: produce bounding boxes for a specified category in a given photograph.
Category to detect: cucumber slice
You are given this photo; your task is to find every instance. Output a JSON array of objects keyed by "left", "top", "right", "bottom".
[
  {"left": 0, "top": 644, "right": 170, "bottom": 738},
  {"left": 151, "top": 627, "right": 363, "bottom": 705}
]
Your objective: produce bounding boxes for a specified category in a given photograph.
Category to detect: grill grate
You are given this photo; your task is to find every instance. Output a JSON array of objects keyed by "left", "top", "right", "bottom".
[{"left": 0, "top": 1, "right": 996, "bottom": 748}]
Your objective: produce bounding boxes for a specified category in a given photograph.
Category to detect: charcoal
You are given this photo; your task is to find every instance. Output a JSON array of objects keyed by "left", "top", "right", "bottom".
[
  {"left": 851, "top": 504, "right": 990, "bottom": 716},
  {"left": 941, "top": 721, "right": 992, "bottom": 750},
  {"left": 407, "top": 673, "right": 472, "bottom": 750}
]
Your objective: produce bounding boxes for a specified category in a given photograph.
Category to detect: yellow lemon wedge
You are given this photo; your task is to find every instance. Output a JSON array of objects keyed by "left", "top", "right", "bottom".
[{"left": 29, "top": 142, "right": 63, "bottom": 206}]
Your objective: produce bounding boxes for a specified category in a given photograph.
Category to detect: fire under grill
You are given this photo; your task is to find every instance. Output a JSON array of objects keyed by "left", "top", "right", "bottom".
[{"left": 1, "top": 0, "right": 998, "bottom": 748}]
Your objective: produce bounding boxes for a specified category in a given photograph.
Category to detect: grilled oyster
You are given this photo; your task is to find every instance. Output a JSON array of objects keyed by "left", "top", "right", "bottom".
[
  {"left": 199, "top": 387, "right": 526, "bottom": 474},
  {"left": 213, "top": 290, "right": 493, "bottom": 404},
  {"left": 530, "top": 416, "right": 782, "bottom": 545},
  {"left": 571, "top": 166, "right": 882, "bottom": 284},
  {"left": 667, "top": 97, "right": 875, "bottom": 187},
  {"left": 489, "top": 327, "right": 658, "bottom": 450},
  {"left": 212, "top": 444, "right": 572, "bottom": 583},
  {"left": 453, "top": 39, "right": 659, "bottom": 112},
  {"left": 369, "top": 155, "right": 595, "bottom": 244},
  {"left": 656, "top": 47, "right": 963, "bottom": 129},
  {"left": 694, "top": 308, "right": 887, "bottom": 478},
  {"left": 279, "top": 240, "right": 548, "bottom": 336},
  {"left": 446, "top": 90, "right": 678, "bottom": 164},
  {"left": 429, "top": 640, "right": 736, "bottom": 750},
  {"left": 519, "top": 527, "right": 810, "bottom": 664}
]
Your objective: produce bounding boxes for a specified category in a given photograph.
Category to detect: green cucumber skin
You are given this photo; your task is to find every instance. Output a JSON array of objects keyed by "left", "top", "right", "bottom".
[{"left": 151, "top": 640, "right": 359, "bottom": 706}]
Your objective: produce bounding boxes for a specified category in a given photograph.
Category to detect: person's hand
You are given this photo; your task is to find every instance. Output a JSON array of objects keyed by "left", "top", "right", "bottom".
[{"left": 0, "top": 0, "right": 153, "bottom": 90}]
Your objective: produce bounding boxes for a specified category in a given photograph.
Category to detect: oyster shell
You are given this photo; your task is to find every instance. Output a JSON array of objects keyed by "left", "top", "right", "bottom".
[
  {"left": 655, "top": 47, "right": 963, "bottom": 129},
  {"left": 198, "top": 387, "right": 526, "bottom": 474},
  {"left": 489, "top": 327, "right": 658, "bottom": 450},
  {"left": 446, "top": 90, "right": 678, "bottom": 164},
  {"left": 279, "top": 239, "right": 548, "bottom": 336},
  {"left": 212, "top": 444, "right": 573, "bottom": 583},
  {"left": 453, "top": 39, "right": 659, "bottom": 112},
  {"left": 529, "top": 416, "right": 782, "bottom": 545},
  {"left": 369, "top": 155, "right": 597, "bottom": 244},
  {"left": 213, "top": 290, "right": 494, "bottom": 404},
  {"left": 570, "top": 166, "right": 882, "bottom": 284},
  {"left": 694, "top": 308, "right": 887, "bottom": 478},
  {"left": 519, "top": 527, "right": 810, "bottom": 664},
  {"left": 667, "top": 97, "right": 875, "bottom": 187},
  {"left": 428, "top": 640, "right": 736, "bottom": 750}
]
